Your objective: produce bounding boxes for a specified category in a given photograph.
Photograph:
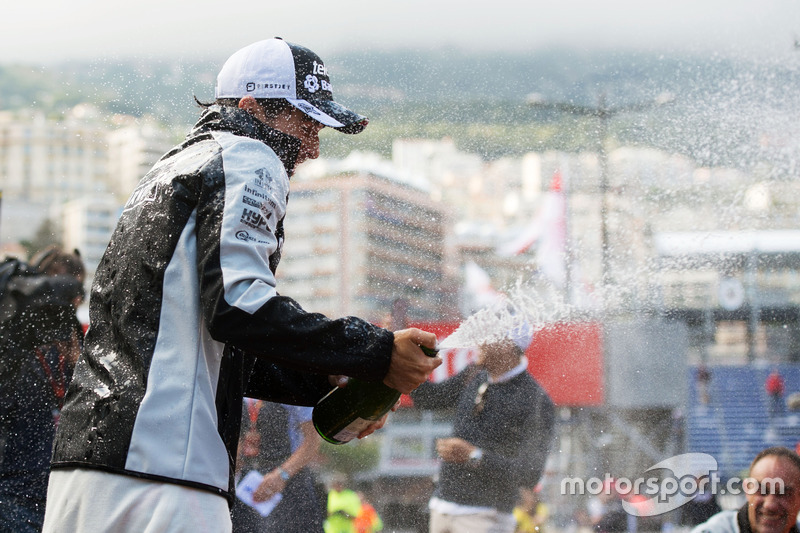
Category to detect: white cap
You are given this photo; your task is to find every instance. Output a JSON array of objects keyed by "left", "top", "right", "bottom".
[
  {"left": 215, "top": 38, "right": 368, "bottom": 134},
  {"left": 509, "top": 321, "right": 534, "bottom": 351}
]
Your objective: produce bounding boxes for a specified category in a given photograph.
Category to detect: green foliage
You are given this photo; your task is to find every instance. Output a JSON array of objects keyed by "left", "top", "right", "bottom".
[
  {"left": 20, "top": 219, "right": 61, "bottom": 258},
  {"left": 319, "top": 437, "right": 381, "bottom": 477},
  {"left": 2, "top": 48, "right": 797, "bottom": 170}
]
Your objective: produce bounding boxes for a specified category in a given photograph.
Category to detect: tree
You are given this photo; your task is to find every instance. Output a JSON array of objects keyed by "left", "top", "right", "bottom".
[{"left": 21, "top": 218, "right": 61, "bottom": 258}]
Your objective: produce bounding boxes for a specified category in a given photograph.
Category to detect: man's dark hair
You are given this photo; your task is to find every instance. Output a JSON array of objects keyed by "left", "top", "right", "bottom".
[
  {"left": 750, "top": 446, "right": 800, "bottom": 476},
  {"left": 194, "top": 97, "right": 293, "bottom": 120},
  {"left": 30, "top": 245, "right": 85, "bottom": 280}
]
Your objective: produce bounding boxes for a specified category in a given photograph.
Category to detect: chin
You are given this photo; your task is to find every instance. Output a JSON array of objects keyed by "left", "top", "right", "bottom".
[{"left": 755, "top": 517, "right": 789, "bottom": 533}]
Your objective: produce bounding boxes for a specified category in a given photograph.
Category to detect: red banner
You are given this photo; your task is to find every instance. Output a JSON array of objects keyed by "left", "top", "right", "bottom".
[{"left": 403, "top": 321, "right": 604, "bottom": 407}]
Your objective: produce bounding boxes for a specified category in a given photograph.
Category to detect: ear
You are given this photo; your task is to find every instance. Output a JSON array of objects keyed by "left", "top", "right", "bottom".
[{"left": 238, "top": 95, "right": 260, "bottom": 114}]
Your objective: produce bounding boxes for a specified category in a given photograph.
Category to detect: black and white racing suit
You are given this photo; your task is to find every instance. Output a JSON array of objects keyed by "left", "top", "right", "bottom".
[{"left": 50, "top": 105, "right": 394, "bottom": 503}]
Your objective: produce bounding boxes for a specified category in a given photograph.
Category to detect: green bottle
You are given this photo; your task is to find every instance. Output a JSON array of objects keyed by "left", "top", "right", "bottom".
[{"left": 313, "top": 346, "right": 438, "bottom": 445}]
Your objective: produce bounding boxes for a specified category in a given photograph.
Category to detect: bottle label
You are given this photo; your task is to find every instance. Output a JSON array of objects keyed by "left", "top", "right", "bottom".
[{"left": 332, "top": 417, "right": 374, "bottom": 443}]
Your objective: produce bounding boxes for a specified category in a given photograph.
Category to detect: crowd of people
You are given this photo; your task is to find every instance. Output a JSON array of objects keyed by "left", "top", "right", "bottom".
[
  {"left": 0, "top": 246, "right": 85, "bottom": 532},
  {"left": 2, "top": 35, "right": 800, "bottom": 533}
]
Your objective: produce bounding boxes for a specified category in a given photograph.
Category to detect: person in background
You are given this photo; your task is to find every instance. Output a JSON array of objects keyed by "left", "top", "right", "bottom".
[
  {"left": 587, "top": 480, "right": 627, "bottom": 533},
  {"left": 325, "top": 474, "right": 362, "bottom": 533},
  {"left": 513, "top": 484, "right": 549, "bottom": 533},
  {"left": 766, "top": 369, "right": 786, "bottom": 417},
  {"left": 354, "top": 491, "right": 383, "bottom": 533},
  {"left": 697, "top": 363, "right": 712, "bottom": 406},
  {"left": 233, "top": 399, "right": 325, "bottom": 533},
  {"left": 690, "top": 447, "right": 800, "bottom": 533},
  {"left": 410, "top": 321, "right": 556, "bottom": 533},
  {"left": 41, "top": 37, "right": 439, "bottom": 533},
  {"left": 0, "top": 246, "right": 85, "bottom": 532},
  {"left": 680, "top": 487, "right": 722, "bottom": 528}
]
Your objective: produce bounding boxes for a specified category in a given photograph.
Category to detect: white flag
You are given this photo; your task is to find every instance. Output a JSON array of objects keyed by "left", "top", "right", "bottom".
[{"left": 497, "top": 171, "right": 567, "bottom": 286}]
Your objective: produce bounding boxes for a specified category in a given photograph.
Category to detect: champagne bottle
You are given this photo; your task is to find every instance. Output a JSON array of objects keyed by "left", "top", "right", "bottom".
[{"left": 313, "top": 345, "right": 438, "bottom": 445}]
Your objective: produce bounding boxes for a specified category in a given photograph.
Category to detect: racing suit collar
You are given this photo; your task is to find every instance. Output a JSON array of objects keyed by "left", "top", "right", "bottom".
[{"left": 191, "top": 105, "right": 303, "bottom": 176}]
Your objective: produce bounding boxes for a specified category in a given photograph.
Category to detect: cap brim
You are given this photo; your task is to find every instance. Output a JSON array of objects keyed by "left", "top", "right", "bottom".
[{"left": 287, "top": 98, "right": 368, "bottom": 134}]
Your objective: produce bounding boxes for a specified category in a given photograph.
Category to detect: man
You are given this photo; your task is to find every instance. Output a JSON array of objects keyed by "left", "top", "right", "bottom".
[
  {"left": 0, "top": 247, "right": 85, "bottom": 532},
  {"left": 232, "top": 399, "right": 325, "bottom": 533},
  {"left": 41, "top": 38, "right": 440, "bottom": 533},
  {"left": 410, "top": 322, "right": 556, "bottom": 533},
  {"left": 691, "top": 447, "right": 800, "bottom": 533},
  {"left": 513, "top": 484, "right": 549, "bottom": 533},
  {"left": 325, "top": 474, "right": 362, "bottom": 533}
]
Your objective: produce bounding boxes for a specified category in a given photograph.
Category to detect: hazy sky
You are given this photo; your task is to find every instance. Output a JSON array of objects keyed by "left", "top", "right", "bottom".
[{"left": 2, "top": 0, "right": 799, "bottom": 64}]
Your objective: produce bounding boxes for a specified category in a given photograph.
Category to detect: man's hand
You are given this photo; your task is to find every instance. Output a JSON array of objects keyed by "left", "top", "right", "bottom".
[
  {"left": 355, "top": 398, "right": 402, "bottom": 439},
  {"left": 436, "top": 437, "right": 476, "bottom": 463},
  {"left": 383, "top": 328, "right": 441, "bottom": 394},
  {"left": 253, "top": 469, "right": 286, "bottom": 502}
]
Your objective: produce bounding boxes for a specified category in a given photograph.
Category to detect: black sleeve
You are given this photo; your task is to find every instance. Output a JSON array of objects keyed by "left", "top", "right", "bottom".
[
  {"left": 409, "top": 366, "right": 481, "bottom": 410},
  {"left": 244, "top": 357, "right": 334, "bottom": 406},
  {"left": 210, "top": 295, "right": 395, "bottom": 383}
]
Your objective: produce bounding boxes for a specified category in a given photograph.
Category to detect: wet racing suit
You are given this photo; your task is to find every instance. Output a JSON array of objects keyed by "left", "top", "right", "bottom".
[{"left": 49, "top": 105, "right": 394, "bottom": 503}]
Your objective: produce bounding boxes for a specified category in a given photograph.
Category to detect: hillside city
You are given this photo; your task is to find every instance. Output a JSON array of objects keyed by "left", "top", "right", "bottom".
[{"left": 2, "top": 49, "right": 800, "bottom": 532}]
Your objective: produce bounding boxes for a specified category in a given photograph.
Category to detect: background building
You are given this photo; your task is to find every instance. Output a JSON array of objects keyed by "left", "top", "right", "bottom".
[
  {"left": 0, "top": 106, "right": 110, "bottom": 245},
  {"left": 0, "top": 107, "right": 173, "bottom": 281},
  {"left": 61, "top": 194, "right": 120, "bottom": 289},
  {"left": 282, "top": 160, "right": 459, "bottom": 324}
]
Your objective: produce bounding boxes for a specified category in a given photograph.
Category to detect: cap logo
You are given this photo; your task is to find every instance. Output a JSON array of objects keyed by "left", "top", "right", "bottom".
[
  {"left": 246, "top": 82, "right": 255, "bottom": 92},
  {"left": 312, "top": 61, "right": 327, "bottom": 76},
  {"left": 295, "top": 101, "right": 321, "bottom": 117},
  {"left": 304, "top": 75, "right": 320, "bottom": 94}
]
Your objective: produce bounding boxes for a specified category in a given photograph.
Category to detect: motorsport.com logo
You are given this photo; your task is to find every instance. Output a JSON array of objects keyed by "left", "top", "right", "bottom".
[{"left": 561, "top": 453, "right": 785, "bottom": 517}]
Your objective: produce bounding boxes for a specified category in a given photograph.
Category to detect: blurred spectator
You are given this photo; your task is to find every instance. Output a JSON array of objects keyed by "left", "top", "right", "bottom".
[
  {"left": 233, "top": 399, "right": 325, "bottom": 533},
  {"left": 690, "top": 446, "right": 800, "bottom": 533},
  {"left": 410, "top": 321, "right": 556, "bottom": 533},
  {"left": 354, "top": 491, "right": 383, "bottom": 533},
  {"left": 0, "top": 246, "right": 84, "bottom": 532},
  {"left": 766, "top": 369, "right": 786, "bottom": 417},
  {"left": 514, "top": 484, "right": 549, "bottom": 533},
  {"left": 588, "top": 479, "right": 627, "bottom": 533},
  {"left": 380, "top": 297, "right": 410, "bottom": 332},
  {"left": 679, "top": 483, "right": 721, "bottom": 528},
  {"left": 325, "top": 474, "right": 362, "bottom": 533},
  {"left": 696, "top": 364, "right": 712, "bottom": 406},
  {"left": 786, "top": 393, "right": 800, "bottom": 411}
]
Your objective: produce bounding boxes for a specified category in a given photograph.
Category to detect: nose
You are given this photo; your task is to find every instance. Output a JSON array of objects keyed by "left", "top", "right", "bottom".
[{"left": 759, "top": 492, "right": 783, "bottom": 512}]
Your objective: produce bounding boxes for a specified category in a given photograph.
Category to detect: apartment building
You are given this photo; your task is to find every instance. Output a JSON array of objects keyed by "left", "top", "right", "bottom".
[
  {"left": 0, "top": 107, "right": 173, "bottom": 267},
  {"left": 278, "top": 167, "right": 458, "bottom": 324},
  {"left": 61, "top": 194, "right": 120, "bottom": 282},
  {"left": 107, "top": 117, "right": 175, "bottom": 198},
  {"left": 0, "top": 107, "right": 110, "bottom": 245}
]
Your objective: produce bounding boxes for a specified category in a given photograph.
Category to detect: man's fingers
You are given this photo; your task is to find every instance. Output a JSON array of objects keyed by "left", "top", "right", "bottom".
[
  {"left": 384, "top": 328, "right": 443, "bottom": 393},
  {"left": 357, "top": 413, "right": 390, "bottom": 439},
  {"left": 406, "top": 328, "right": 439, "bottom": 351},
  {"left": 328, "top": 375, "right": 349, "bottom": 388}
]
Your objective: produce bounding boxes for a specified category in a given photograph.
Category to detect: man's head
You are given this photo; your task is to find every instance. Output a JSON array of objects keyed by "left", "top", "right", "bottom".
[
  {"left": 215, "top": 38, "right": 367, "bottom": 167},
  {"left": 746, "top": 447, "right": 800, "bottom": 533},
  {"left": 476, "top": 320, "right": 533, "bottom": 376},
  {"left": 31, "top": 245, "right": 85, "bottom": 282},
  {"left": 329, "top": 472, "right": 348, "bottom": 492},
  {"left": 30, "top": 245, "right": 86, "bottom": 309}
]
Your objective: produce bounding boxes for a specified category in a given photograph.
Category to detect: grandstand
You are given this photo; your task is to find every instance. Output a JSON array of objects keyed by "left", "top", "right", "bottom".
[{"left": 686, "top": 364, "right": 800, "bottom": 478}]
